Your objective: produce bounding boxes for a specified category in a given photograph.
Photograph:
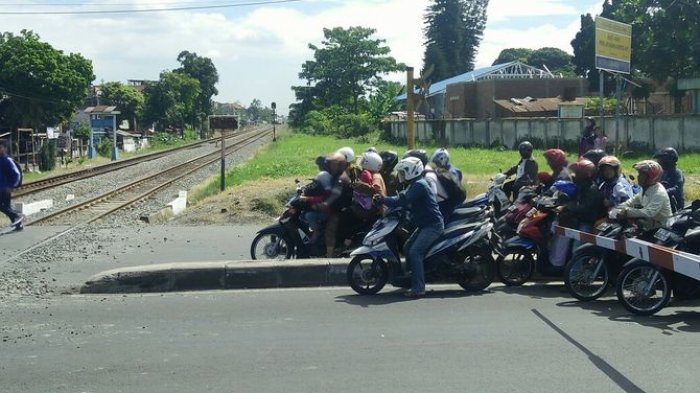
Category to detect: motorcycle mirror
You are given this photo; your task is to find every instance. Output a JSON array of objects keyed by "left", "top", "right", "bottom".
[{"left": 295, "top": 179, "right": 300, "bottom": 184}]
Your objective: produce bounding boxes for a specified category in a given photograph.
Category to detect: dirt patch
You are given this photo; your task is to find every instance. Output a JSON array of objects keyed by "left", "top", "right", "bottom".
[{"left": 173, "top": 177, "right": 300, "bottom": 225}]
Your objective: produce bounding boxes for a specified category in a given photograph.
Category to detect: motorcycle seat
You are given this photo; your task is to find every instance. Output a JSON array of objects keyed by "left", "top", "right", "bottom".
[
  {"left": 442, "top": 221, "right": 483, "bottom": 238},
  {"left": 451, "top": 206, "right": 485, "bottom": 218},
  {"left": 458, "top": 193, "right": 487, "bottom": 208}
]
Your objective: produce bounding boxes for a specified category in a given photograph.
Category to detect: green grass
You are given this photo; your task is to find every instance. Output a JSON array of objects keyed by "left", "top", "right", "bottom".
[{"left": 193, "top": 132, "right": 700, "bottom": 202}]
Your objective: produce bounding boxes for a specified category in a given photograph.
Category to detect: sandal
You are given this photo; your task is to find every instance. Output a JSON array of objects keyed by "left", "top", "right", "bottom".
[{"left": 403, "top": 290, "right": 426, "bottom": 298}]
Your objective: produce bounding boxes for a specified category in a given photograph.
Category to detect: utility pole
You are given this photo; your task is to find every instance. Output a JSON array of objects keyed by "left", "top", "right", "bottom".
[
  {"left": 406, "top": 67, "right": 415, "bottom": 150},
  {"left": 271, "top": 102, "right": 277, "bottom": 142}
]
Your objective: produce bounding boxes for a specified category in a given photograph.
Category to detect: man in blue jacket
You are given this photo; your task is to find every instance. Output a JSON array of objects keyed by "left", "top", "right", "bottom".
[
  {"left": 374, "top": 156, "right": 444, "bottom": 298},
  {"left": 0, "top": 140, "right": 23, "bottom": 231}
]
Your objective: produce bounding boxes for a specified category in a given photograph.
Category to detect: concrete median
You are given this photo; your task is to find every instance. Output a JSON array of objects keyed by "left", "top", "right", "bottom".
[{"left": 81, "top": 259, "right": 351, "bottom": 294}]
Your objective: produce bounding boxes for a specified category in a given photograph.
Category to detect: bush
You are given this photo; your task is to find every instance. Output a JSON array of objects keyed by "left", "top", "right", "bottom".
[
  {"left": 183, "top": 128, "right": 198, "bottom": 141},
  {"left": 38, "top": 139, "right": 57, "bottom": 171},
  {"left": 97, "top": 138, "right": 113, "bottom": 158},
  {"left": 335, "top": 113, "right": 377, "bottom": 138}
]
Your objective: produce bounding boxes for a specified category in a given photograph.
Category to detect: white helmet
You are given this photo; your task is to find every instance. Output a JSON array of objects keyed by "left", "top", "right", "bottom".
[
  {"left": 430, "top": 148, "right": 450, "bottom": 168},
  {"left": 395, "top": 156, "right": 424, "bottom": 183},
  {"left": 360, "top": 152, "right": 382, "bottom": 172},
  {"left": 337, "top": 147, "right": 355, "bottom": 163}
]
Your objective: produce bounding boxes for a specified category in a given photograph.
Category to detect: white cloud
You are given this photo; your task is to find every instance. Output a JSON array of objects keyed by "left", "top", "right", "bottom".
[{"left": 1, "top": 0, "right": 600, "bottom": 113}]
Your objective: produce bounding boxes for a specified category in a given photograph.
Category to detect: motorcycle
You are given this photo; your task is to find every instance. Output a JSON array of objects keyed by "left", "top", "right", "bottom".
[
  {"left": 250, "top": 180, "right": 369, "bottom": 260},
  {"left": 494, "top": 195, "right": 567, "bottom": 286},
  {"left": 563, "top": 220, "right": 638, "bottom": 301},
  {"left": 346, "top": 207, "right": 495, "bottom": 295},
  {"left": 615, "top": 200, "right": 700, "bottom": 315}
]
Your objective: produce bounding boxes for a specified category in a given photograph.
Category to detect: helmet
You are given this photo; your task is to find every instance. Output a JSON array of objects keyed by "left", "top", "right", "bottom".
[
  {"left": 326, "top": 151, "right": 348, "bottom": 176},
  {"left": 653, "top": 147, "right": 679, "bottom": 164},
  {"left": 395, "top": 157, "right": 424, "bottom": 183},
  {"left": 518, "top": 141, "right": 533, "bottom": 157},
  {"left": 403, "top": 149, "right": 428, "bottom": 166},
  {"left": 366, "top": 146, "right": 378, "bottom": 153},
  {"left": 598, "top": 155, "right": 621, "bottom": 176},
  {"left": 360, "top": 151, "right": 382, "bottom": 172},
  {"left": 582, "top": 149, "right": 606, "bottom": 166},
  {"left": 314, "top": 155, "right": 326, "bottom": 171},
  {"left": 543, "top": 149, "right": 566, "bottom": 168},
  {"left": 430, "top": 148, "right": 450, "bottom": 168},
  {"left": 633, "top": 160, "right": 663, "bottom": 186},
  {"left": 336, "top": 146, "right": 355, "bottom": 163},
  {"left": 379, "top": 150, "right": 398, "bottom": 172},
  {"left": 569, "top": 159, "right": 597, "bottom": 181},
  {"left": 537, "top": 171, "right": 553, "bottom": 185},
  {"left": 552, "top": 180, "right": 577, "bottom": 200}
]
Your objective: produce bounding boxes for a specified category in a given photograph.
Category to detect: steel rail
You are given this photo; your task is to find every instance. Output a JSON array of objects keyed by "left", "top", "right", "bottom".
[
  {"left": 12, "top": 127, "right": 262, "bottom": 198},
  {"left": 30, "top": 129, "right": 271, "bottom": 226}
]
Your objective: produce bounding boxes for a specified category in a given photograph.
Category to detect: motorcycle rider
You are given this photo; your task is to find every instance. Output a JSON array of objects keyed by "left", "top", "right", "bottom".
[
  {"left": 543, "top": 148, "right": 571, "bottom": 182},
  {"left": 615, "top": 160, "right": 672, "bottom": 232},
  {"left": 560, "top": 159, "right": 607, "bottom": 231},
  {"left": 653, "top": 147, "right": 684, "bottom": 212},
  {"left": 597, "top": 156, "right": 633, "bottom": 209},
  {"left": 504, "top": 141, "right": 538, "bottom": 200},
  {"left": 374, "top": 156, "right": 444, "bottom": 298},
  {"left": 379, "top": 150, "right": 399, "bottom": 195},
  {"left": 425, "top": 148, "right": 464, "bottom": 221}
]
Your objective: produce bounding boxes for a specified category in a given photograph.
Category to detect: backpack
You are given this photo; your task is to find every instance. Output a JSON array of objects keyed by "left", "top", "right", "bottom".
[
  {"left": 2, "top": 157, "right": 22, "bottom": 188},
  {"left": 428, "top": 168, "right": 466, "bottom": 204}
]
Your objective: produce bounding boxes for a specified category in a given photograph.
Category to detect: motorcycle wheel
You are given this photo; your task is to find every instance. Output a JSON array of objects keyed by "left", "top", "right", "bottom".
[
  {"left": 496, "top": 249, "right": 535, "bottom": 286},
  {"left": 457, "top": 252, "right": 495, "bottom": 292},
  {"left": 564, "top": 251, "right": 609, "bottom": 301},
  {"left": 615, "top": 261, "right": 671, "bottom": 316},
  {"left": 347, "top": 255, "right": 388, "bottom": 295},
  {"left": 250, "top": 232, "right": 293, "bottom": 260}
]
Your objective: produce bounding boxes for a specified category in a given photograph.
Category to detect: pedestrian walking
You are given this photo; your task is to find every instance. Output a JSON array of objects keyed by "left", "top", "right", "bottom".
[{"left": 0, "top": 139, "right": 24, "bottom": 231}]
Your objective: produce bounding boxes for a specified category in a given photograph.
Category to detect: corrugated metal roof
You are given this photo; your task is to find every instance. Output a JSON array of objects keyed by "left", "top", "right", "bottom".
[{"left": 395, "top": 62, "right": 517, "bottom": 101}]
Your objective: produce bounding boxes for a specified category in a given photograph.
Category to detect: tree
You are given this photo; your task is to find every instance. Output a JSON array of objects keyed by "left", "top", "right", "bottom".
[
  {"left": 100, "top": 82, "right": 144, "bottom": 130},
  {"left": 570, "top": 4, "right": 615, "bottom": 93},
  {"left": 366, "top": 81, "right": 404, "bottom": 123},
  {"left": 527, "top": 47, "right": 574, "bottom": 75},
  {"left": 609, "top": 0, "right": 700, "bottom": 112},
  {"left": 0, "top": 30, "right": 94, "bottom": 129},
  {"left": 423, "top": 0, "right": 489, "bottom": 81},
  {"left": 291, "top": 26, "right": 404, "bottom": 119},
  {"left": 175, "top": 51, "right": 219, "bottom": 127},
  {"left": 247, "top": 99, "right": 263, "bottom": 124},
  {"left": 492, "top": 48, "right": 533, "bottom": 65},
  {"left": 143, "top": 71, "right": 201, "bottom": 132}
]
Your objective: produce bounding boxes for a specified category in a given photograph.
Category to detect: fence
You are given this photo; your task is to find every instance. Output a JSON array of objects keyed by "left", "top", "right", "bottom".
[{"left": 387, "top": 115, "right": 700, "bottom": 152}]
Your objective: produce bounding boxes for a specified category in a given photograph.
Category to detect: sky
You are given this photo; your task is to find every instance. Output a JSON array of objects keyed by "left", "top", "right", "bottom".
[{"left": 1, "top": 0, "right": 605, "bottom": 114}]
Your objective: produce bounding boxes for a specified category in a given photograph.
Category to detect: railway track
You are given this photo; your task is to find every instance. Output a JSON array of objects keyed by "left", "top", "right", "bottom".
[
  {"left": 30, "top": 128, "right": 272, "bottom": 226},
  {"left": 12, "top": 127, "right": 262, "bottom": 198}
]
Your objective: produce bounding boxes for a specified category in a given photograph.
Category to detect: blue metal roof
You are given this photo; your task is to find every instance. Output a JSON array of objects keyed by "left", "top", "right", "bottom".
[{"left": 395, "top": 62, "right": 516, "bottom": 101}]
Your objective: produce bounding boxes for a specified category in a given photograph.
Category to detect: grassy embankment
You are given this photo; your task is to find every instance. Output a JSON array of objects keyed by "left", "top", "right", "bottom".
[{"left": 190, "top": 132, "right": 700, "bottom": 218}]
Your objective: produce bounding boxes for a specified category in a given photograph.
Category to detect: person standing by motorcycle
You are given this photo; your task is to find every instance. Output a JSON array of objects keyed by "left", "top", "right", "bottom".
[
  {"left": 425, "top": 148, "right": 464, "bottom": 221},
  {"left": 615, "top": 160, "right": 672, "bottom": 232},
  {"left": 0, "top": 139, "right": 23, "bottom": 231},
  {"left": 374, "top": 156, "right": 444, "bottom": 298},
  {"left": 597, "top": 156, "right": 633, "bottom": 209},
  {"left": 653, "top": 147, "right": 684, "bottom": 213},
  {"left": 504, "top": 141, "right": 538, "bottom": 200}
]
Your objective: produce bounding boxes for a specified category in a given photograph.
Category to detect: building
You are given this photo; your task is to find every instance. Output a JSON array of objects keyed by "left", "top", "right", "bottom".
[{"left": 397, "top": 62, "right": 588, "bottom": 119}]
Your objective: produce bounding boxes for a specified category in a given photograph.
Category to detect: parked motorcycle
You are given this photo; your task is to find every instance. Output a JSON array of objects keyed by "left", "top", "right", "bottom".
[
  {"left": 346, "top": 207, "right": 495, "bottom": 295},
  {"left": 615, "top": 201, "right": 700, "bottom": 315},
  {"left": 250, "top": 180, "right": 370, "bottom": 260}
]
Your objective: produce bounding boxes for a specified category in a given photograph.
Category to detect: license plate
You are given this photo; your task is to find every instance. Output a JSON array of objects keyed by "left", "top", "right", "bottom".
[
  {"left": 525, "top": 208, "right": 537, "bottom": 218},
  {"left": 654, "top": 228, "right": 672, "bottom": 242},
  {"left": 508, "top": 205, "right": 517, "bottom": 212},
  {"left": 596, "top": 222, "right": 612, "bottom": 231}
]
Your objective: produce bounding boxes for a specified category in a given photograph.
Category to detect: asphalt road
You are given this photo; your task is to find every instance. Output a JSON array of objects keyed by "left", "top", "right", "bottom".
[{"left": 2, "top": 285, "right": 699, "bottom": 393}]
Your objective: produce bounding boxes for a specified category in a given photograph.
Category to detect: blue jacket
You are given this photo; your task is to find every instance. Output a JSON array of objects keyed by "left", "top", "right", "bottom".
[
  {"left": 660, "top": 166, "right": 684, "bottom": 212},
  {"left": 381, "top": 178, "right": 443, "bottom": 228},
  {"left": 0, "top": 154, "right": 20, "bottom": 189}
]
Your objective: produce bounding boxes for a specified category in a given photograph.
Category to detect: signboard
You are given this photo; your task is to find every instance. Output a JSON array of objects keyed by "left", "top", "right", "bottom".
[
  {"left": 558, "top": 105, "right": 584, "bottom": 119},
  {"left": 46, "top": 127, "right": 57, "bottom": 139},
  {"left": 595, "top": 16, "right": 632, "bottom": 74},
  {"left": 208, "top": 115, "right": 239, "bottom": 131}
]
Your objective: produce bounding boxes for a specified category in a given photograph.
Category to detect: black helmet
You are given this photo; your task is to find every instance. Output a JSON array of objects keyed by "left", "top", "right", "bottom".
[
  {"left": 582, "top": 149, "right": 606, "bottom": 166},
  {"left": 379, "top": 150, "right": 398, "bottom": 172},
  {"left": 518, "top": 141, "right": 533, "bottom": 157},
  {"left": 653, "top": 147, "right": 679, "bottom": 164},
  {"left": 403, "top": 149, "right": 428, "bottom": 166}
]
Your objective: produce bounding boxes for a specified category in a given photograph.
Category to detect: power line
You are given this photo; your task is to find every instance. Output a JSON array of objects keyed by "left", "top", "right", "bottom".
[
  {"left": 0, "top": 0, "right": 302, "bottom": 15},
  {"left": 0, "top": 0, "right": 250, "bottom": 6}
]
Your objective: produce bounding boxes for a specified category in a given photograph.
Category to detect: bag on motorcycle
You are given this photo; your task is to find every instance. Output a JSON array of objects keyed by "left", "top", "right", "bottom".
[{"left": 427, "top": 168, "right": 466, "bottom": 204}]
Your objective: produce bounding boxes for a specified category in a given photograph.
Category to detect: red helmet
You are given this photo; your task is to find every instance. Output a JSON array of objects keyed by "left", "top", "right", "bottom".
[
  {"left": 537, "top": 171, "right": 553, "bottom": 185},
  {"left": 543, "top": 149, "right": 567, "bottom": 168},
  {"left": 598, "top": 155, "right": 621, "bottom": 175},
  {"left": 569, "top": 159, "right": 597, "bottom": 181},
  {"left": 633, "top": 160, "right": 663, "bottom": 186}
]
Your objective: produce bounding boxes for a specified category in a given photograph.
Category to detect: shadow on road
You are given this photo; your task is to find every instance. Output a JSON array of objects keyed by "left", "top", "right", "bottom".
[
  {"left": 335, "top": 288, "right": 493, "bottom": 307},
  {"left": 557, "top": 298, "right": 700, "bottom": 334},
  {"left": 490, "top": 282, "right": 569, "bottom": 299}
]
